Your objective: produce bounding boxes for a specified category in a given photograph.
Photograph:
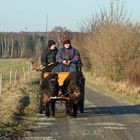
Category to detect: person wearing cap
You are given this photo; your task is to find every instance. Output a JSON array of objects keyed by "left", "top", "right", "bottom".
[
  {"left": 53, "top": 39, "right": 80, "bottom": 72},
  {"left": 41, "top": 39, "right": 58, "bottom": 72}
]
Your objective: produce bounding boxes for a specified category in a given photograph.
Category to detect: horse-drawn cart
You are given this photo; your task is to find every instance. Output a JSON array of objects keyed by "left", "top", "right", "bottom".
[
  {"left": 34, "top": 60, "right": 85, "bottom": 117},
  {"left": 38, "top": 71, "right": 85, "bottom": 117}
]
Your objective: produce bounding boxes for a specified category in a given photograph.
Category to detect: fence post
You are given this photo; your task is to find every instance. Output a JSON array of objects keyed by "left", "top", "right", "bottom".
[
  {"left": 23, "top": 67, "right": 26, "bottom": 82},
  {"left": 0, "top": 74, "right": 2, "bottom": 95},
  {"left": 14, "top": 69, "right": 17, "bottom": 85},
  {"left": 27, "top": 65, "right": 30, "bottom": 75},
  {"left": 10, "top": 69, "right": 12, "bottom": 84},
  {"left": 30, "top": 64, "right": 33, "bottom": 71}
]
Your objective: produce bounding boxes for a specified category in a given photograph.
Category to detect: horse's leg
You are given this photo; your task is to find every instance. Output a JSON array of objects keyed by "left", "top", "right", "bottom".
[
  {"left": 38, "top": 98, "right": 44, "bottom": 114},
  {"left": 65, "top": 102, "right": 69, "bottom": 115},
  {"left": 72, "top": 103, "right": 78, "bottom": 118},
  {"left": 45, "top": 102, "right": 50, "bottom": 117},
  {"left": 51, "top": 100, "right": 55, "bottom": 117},
  {"left": 65, "top": 102, "right": 72, "bottom": 116}
]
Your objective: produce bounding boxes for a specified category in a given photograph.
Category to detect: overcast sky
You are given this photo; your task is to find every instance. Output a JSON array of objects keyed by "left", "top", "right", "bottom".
[{"left": 0, "top": 0, "right": 139, "bottom": 32}]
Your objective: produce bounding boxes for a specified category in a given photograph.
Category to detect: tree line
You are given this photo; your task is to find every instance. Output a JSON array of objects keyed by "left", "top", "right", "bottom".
[
  {"left": 0, "top": 32, "right": 43, "bottom": 58},
  {"left": 0, "top": 26, "right": 72, "bottom": 59}
]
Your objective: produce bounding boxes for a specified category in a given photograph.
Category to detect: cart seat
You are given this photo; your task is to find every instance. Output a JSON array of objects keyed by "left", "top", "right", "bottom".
[{"left": 43, "top": 72, "right": 70, "bottom": 86}]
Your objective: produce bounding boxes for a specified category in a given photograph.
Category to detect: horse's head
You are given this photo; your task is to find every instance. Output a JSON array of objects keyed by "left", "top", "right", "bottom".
[
  {"left": 62, "top": 72, "right": 82, "bottom": 102},
  {"left": 41, "top": 73, "right": 59, "bottom": 104},
  {"left": 40, "top": 73, "right": 59, "bottom": 96},
  {"left": 39, "top": 73, "right": 59, "bottom": 117},
  {"left": 48, "top": 73, "right": 59, "bottom": 96}
]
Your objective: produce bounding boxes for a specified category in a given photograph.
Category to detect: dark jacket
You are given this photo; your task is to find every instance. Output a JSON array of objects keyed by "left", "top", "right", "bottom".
[
  {"left": 41, "top": 47, "right": 58, "bottom": 66},
  {"left": 56, "top": 46, "right": 80, "bottom": 63}
]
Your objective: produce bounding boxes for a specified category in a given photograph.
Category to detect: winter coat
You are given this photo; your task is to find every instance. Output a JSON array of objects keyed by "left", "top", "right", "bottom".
[
  {"left": 41, "top": 47, "right": 58, "bottom": 66},
  {"left": 56, "top": 46, "right": 80, "bottom": 63}
]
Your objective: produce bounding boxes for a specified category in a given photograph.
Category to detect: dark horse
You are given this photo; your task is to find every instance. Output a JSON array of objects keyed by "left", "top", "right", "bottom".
[
  {"left": 61, "top": 72, "right": 82, "bottom": 117},
  {"left": 39, "top": 73, "right": 59, "bottom": 117}
]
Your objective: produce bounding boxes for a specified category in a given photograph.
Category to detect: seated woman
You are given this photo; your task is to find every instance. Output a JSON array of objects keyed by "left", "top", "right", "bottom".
[
  {"left": 52, "top": 39, "right": 80, "bottom": 72},
  {"left": 41, "top": 40, "right": 58, "bottom": 73}
]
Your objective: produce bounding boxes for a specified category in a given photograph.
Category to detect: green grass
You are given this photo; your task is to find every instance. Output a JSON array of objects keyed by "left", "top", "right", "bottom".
[{"left": 0, "top": 59, "right": 30, "bottom": 84}]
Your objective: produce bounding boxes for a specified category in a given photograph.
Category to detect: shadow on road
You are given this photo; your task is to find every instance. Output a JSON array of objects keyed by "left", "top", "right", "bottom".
[{"left": 83, "top": 104, "right": 140, "bottom": 117}]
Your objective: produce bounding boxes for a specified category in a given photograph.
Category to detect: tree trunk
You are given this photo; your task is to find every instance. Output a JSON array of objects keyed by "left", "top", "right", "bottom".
[
  {"left": 1, "top": 38, "right": 4, "bottom": 57},
  {"left": 11, "top": 38, "right": 14, "bottom": 57},
  {"left": 4, "top": 37, "right": 7, "bottom": 57}
]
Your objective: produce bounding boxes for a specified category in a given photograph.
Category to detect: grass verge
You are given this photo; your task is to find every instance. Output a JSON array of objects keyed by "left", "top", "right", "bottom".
[
  {"left": 0, "top": 71, "right": 40, "bottom": 139},
  {"left": 84, "top": 71, "right": 140, "bottom": 104}
]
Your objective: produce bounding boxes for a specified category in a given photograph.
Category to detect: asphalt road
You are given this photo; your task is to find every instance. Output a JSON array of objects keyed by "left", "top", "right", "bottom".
[{"left": 23, "top": 86, "right": 140, "bottom": 140}]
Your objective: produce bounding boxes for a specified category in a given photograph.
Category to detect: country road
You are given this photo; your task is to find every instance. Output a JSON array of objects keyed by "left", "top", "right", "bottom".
[{"left": 23, "top": 86, "right": 140, "bottom": 140}]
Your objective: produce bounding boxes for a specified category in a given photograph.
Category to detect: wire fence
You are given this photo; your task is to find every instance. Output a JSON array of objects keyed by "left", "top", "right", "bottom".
[{"left": 0, "top": 64, "right": 32, "bottom": 95}]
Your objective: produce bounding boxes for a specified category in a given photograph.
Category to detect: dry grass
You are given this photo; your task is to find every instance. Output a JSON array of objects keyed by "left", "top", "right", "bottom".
[
  {"left": 0, "top": 76, "right": 32, "bottom": 124},
  {"left": 0, "top": 70, "right": 39, "bottom": 139},
  {"left": 84, "top": 71, "right": 140, "bottom": 104},
  {"left": 0, "top": 88, "right": 21, "bottom": 123},
  {"left": 84, "top": 19, "right": 140, "bottom": 81},
  {"left": 125, "top": 58, "right": 140, "bottom": 85}
]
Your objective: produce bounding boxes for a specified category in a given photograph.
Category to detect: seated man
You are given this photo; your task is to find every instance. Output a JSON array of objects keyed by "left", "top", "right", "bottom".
[
  {"left": 53, "top": 39, "right": 81, "bottom": 72},
  {"left": 41, "top": 40, "right": 58, "bottom": 73}
]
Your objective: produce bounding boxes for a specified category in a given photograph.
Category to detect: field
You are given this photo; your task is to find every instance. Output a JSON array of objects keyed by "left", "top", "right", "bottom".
[{"left": 0, "top": 59, "right": 30, "bottom": 84}]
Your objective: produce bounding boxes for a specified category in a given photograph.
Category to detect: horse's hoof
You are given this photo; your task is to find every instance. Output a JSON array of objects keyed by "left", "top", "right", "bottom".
[
  {"left": 45, "top": 114, "right": 50, "bottom": 118},
  {"left": 72, "top": 113, "right": 77, "bottom": 118},
  {"left": 39, "top": 111, "right": 43, "bottom": 114},
  {"left": 52, "top": 114, "right": 55, "bottom": 117}
]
